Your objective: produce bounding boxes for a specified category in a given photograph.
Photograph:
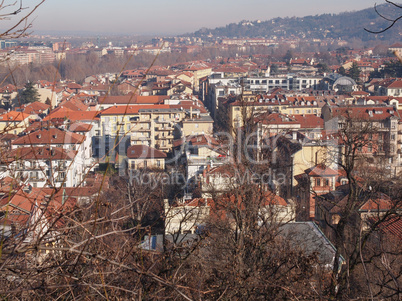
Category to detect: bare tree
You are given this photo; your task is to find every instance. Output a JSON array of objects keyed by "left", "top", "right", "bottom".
[
  {"left": 313, "top": 113, "right": 402, "bottom": 299},
  {"left": 364, "top": 0, "right": 402, "bottom": 33}
]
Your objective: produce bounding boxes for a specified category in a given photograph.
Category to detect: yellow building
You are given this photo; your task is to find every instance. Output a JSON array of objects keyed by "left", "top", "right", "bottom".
[
  {"left": 184, "top": 65, "right": 212, "bottom": 92},
  {"left": 0, "top": 111, "right": 32, "bottom": 135},
  {"left": 127, "top": 144, "right": 167, "bottom": 170},
  {"left": 100, "top": 105, "right": 185, "bottom": 152},
  {"left": 181, "top": 115, "right": 214, "bottom": 136},
  {"left": 229, "top": 94, "right": 323, "bottom": 133}
]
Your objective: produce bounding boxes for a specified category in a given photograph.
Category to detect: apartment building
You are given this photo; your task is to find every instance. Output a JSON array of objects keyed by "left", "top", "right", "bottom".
[
  {"left": 99, "top": 105, "right": 185, "bottom": 153},
  {"left": 243, "top": 75, "right": 322, "bottom": 93},
  {"left": 3, "top": 147, "right": 80, "bottom": 188},
  {"left": 322, "top": 104, "right": 401, "bottom": 174},
  {"left": 229, "top": 94, "right": 324, "bottom": 132}
]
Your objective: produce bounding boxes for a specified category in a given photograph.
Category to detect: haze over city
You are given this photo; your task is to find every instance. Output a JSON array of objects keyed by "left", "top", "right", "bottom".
[
  {"left": 28, "top": 0, "right": 378, "bottom": 35},
  {"left": 0, "top": 0, "right": 401, "bottom": 299}
]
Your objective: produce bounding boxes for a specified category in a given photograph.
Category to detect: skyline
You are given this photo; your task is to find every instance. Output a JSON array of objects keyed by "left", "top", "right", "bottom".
[{"left": 15, "top": 0, "right": 379, "bottom": 36}]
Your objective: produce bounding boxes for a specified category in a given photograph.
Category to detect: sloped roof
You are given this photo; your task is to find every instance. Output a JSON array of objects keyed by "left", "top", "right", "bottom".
[
  {"left": 305, "top": 164, "right": 338, "bottom": 177},
  {"left": 12, "top": 128, "right": 85, "bottom": 146},
  {"left": 98, "top": 95, "right": 166, "bottom": 105},
  {"left": 0, "top": 111, "right": 31, "bottom": 122},
  {"left": 127, "top": 145, "right": 167, "bottom": 159},
  {"left": 6, "top": 146, "right": 77, "bottom": 161},
  {"left": 43, "top": 107, "right": 100, "bottom": 122},
  {"left": 331, "top": 106, "right": 397, "bottom": 121},
  {"left": 18, "top": 101, "right": 50, "bottom": 114},
  {"left": 100, "top": 104, "right": 172, "bottom": 115}
]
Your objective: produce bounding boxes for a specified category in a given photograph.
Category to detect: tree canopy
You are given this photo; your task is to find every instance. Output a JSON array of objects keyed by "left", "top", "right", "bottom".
[{"left": 19, "top": 82, "right": 40, "bottom": 104}]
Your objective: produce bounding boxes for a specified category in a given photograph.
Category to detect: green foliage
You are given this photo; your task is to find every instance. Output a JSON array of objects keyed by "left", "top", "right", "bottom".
[
  {"left": 381, "top": 60, "right": 402, "bottom": 77},
  {"left": 347, "top": 62, "right": 361, "bottom": 83},
  {"left": 317, "top": 63, "right": 330, "bottom": 74},
  {"left": 369, "top": 60, "right": 402, "bottom": 80},
  {"left": 338, "top": 66, "right": 347, "bottom": 76},
  {"left": 283, "top": 50, "right": 293, "bottom": 63},
  {"left": 270, "top": 64, "right": 278, "bottom": 75},
  {"left": 19, "top": 82, "right": 40, "bottom": 104}
]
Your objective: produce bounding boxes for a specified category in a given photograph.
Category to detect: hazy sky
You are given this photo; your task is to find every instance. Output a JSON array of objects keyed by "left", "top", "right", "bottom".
[{"left": 19, "top": 0, "right": 379, "bottom": 35}]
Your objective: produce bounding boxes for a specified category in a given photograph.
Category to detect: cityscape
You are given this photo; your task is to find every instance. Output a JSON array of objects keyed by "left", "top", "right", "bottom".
[{"left": 0, "top": 0, "right": 401, "bottom": 300}]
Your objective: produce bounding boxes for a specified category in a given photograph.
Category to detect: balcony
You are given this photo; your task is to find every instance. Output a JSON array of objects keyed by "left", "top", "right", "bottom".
[
  {"left": 30, "top": 176, "right": 45, "bottom": 182},
  {"left": 137, "top": 127, "right": 151, "bottom": 132},
  {"left": 156, "top": 125, "right": 174, "bottom": 131},
  {"left": 156, "top": 144, "right": 170, "bottom": 150},
  {"left": 156, "top": 133, "right": 173, "bottom": 140},
  {"left": 55, "top": 177, "right": 65, "bottom": 182},
  {"left": 28, "top": 164, "right": 41, "bottom": 170},
  {"left": 131, "top": 135, "right": 151, "bottom": 141},
  {"left": 155, "top": 118, "right": 171, "bottom": 124}
]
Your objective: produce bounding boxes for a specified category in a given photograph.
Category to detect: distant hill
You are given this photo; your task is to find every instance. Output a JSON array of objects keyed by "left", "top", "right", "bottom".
[{"left": 189, "top": 4, "right": 402, "bottom": 42}]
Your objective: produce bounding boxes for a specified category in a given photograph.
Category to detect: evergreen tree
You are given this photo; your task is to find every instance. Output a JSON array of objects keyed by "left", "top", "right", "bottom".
[
  {"left": 382, "top": 60, "right": 402, "bottom": 77},
  {"left": 45, "top": 97, "right": 52, "bottom": 106},
  {"left": 20, "top": 82, "right": 40, "bottom": 104},
  {"left": 338, "top": 66, "right": 347, "bottom": 76},
  {"left": 317, "top": 63, "right": 329, "bottom": 74},
  {"left": 347, "top": 62, "right": 361, "bottom": 83},
  {"left": 283, "top": 50, "right": 293, "bottom": 63}
]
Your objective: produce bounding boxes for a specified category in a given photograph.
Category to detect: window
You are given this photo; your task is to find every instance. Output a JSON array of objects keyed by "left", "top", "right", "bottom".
[
  {"left": 368, "top": 144, "right": 373, "bottom": 152},
  {"left": 315, "top": 178, "right": 321, "bottom": 186}
]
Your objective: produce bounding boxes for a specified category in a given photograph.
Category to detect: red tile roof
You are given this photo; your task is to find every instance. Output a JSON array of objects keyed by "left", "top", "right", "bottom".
[
  {"left": 43, "top": 107, "right": 100, "bottom": 122},
  {"left": 100, "top": 104, "right": 171, "bottom": 115},
  {"left": 0, "top": 111, "right": 31, "bottom": 122},
  {"left": 98, "top": 95, "right": 166, "bottom": 105},
  {"left": 18, "top": 101, "right": 50, "bottom": 114},
  {"left": 6, "top": 146, "right": 77, "bottom": 162},
  {"left": 305, "top": 164, "right": 338, "bottom": 177},
  {"left": 12, "top": 128, "right": 85, "bottom": 146},
  {"left": 127, "top": 144, "right": 167, "bottom": 159}
]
